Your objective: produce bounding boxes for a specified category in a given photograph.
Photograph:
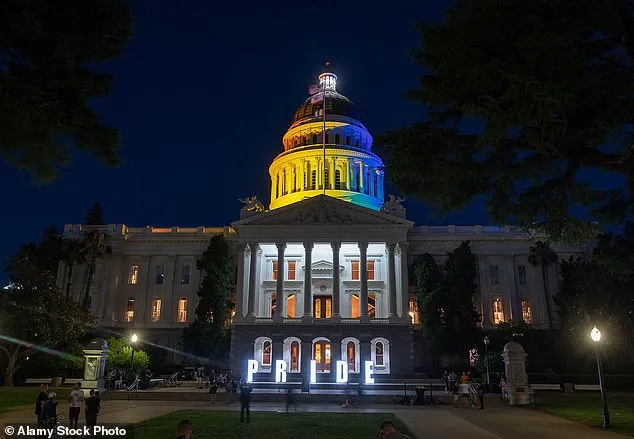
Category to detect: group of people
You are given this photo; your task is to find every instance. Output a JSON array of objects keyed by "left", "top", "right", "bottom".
[
  {"left": 442, "top": 370, "right": 484, "bottom": 409},
  {"left": 35, "top": 382, "right": 101, "bottom": 430}
]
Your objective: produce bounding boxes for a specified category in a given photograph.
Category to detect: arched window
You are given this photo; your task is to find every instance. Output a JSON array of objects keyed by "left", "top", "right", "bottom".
[
  {"left": 345, "top": 136, "right": 351, "bottom": 145},
  {"left": 371, "top": 338, "right": 390, "bottom": 374},
  {"left": 282, "top": 169, "right": 287, "bottom": 194},
  {"left": 335, "top": 169, "right": 341, "bottom": 189},
  {"left": 312, "top": 134, "right": 318, "bottom": 144},
  {"left": 302, "top": 136, "right": 308, "bottom": 145},
  {"left": 177, "top": 297, "right": 188, "bottom": 323},
  {"left": 340, "top": 337, "right": 360, "bottom": 374},
  {"left": 263, "top": 340, "right": 272, "bottom": 366},
  {"left": 365, "top": 169, "right": 371, "bottom": 194},
  {"left": 287, "top": 294, "right": 296, "bottom": 318},
  {"left": 351, "top": 294, "right": 360, "bottom": 318},
  {"left": 290, "top": 341, "right": 300, "bottom": 372},
  {"left": 347, "top": 342, "right": 355, "bottom": 369},
  {"left": 521, "top": 299, "right": 532, "bottom": 324},
  {"left": 375, "top": 342, "right": 384, "bottom": 366},
  {"left": 151, "top": 299, "right": 162, "bottom": 322},
  {"left": 324, "top": 167, "right": 330, "bottom": 189},
  {"left": 312, "top": 337, "right": 331, "bottom": 373},
  {"left": 275, "top": 174, "right": 280, "bottom": 198},
  {"left": 311, "top": 170, "right": 317, "bottom": 190},
  {"left": 335, "top": 133, "right": 340, "bottom": 144}
]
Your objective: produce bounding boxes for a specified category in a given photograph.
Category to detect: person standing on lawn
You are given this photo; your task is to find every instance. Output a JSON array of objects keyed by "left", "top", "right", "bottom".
[
  {"left": 35, "top": 384, "right": 49, "bottom": 425},
  {"left": 68, "top": 382, "right": 84, "bottom": 429},
  {"left": 239, "top": 382, "right": 252, "bottom": 423}
]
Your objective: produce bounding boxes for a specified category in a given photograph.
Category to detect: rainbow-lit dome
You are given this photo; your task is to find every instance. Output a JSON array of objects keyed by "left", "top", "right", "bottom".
[{"left": 269, "top": 69, "right": 385, "bottom": 211}]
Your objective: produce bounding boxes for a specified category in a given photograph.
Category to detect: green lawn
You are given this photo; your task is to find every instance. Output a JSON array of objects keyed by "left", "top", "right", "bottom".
[
  {"left": 0, "top": 387, "right": 71, "bottom": 414},
  {"left": 534, "top": 392, "right": 634, "bottom": 436},
  {"left": 127, "top": 411, "right": 412, "bottom": 439}
]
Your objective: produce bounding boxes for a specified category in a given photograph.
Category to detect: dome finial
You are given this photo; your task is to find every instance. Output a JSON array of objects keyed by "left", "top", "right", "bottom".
[{"left": 319, "top": 62, "right": 337, "bottom": 92}]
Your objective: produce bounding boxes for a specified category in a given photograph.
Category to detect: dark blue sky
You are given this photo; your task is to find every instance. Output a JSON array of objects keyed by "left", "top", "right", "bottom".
[{"left": 1, "top": 0, "right": 490, "bottom": 281}]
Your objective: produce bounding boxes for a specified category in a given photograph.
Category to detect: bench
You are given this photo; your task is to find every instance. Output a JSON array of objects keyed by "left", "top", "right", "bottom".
[
  {"left": 574, "top": 384, "right": 601, "bottom": 391},
  {"left": 25, "top": 378, "right": 53, "bottom": 385},
  {"left": 531, "top": 384, "right": 562, "bottom": 391}
]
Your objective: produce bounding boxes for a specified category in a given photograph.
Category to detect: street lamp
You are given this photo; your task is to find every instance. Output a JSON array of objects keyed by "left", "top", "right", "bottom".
[
  {"left": 590, "top": 326, "right": 611, "bottom": 429},
  {"left": 484, "top": 336, "right": 491, "bottom": 392},
  {"left": 129, "top": 333, "right": 138, "bottom": 371}
]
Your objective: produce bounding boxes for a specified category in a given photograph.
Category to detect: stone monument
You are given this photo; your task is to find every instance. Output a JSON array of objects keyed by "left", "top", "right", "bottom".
[
  {"left": 81, "top": 338, "right": 109, "bottom": 395},
  {"left": 501, "top": 341, "right": 530, "bottom": 406}
]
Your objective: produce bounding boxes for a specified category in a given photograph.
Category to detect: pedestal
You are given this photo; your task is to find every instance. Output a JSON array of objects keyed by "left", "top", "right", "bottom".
[
  {"left": 501, "top": 341, "right": 530, "bottom": 406},
  {"left": 81, "top": 338, "right": 110, "bottom": 396}
]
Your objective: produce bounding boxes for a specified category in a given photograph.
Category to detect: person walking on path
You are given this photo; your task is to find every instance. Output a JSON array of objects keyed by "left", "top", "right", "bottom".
[
  {"left": 68, "top": 382, "right": 84, "bottom": 429},
  {"left": 85, "top": 389, "right": 101, "bottom": 431},
  {"left": 239, "top": 382, "right": 252, "bottom": 423},
  {"left": 35, "top": 384, "right": 48, "bottom": 425}
]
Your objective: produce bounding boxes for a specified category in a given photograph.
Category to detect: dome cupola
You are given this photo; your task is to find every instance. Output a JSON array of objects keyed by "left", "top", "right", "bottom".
[{"left": 269, "top": 65, "right": 385, "bottom": 211}]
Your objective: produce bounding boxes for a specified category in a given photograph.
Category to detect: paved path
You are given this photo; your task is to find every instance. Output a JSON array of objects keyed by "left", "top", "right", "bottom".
[{"left": 1, "top": 398, "right": 630, "bottom": 439}]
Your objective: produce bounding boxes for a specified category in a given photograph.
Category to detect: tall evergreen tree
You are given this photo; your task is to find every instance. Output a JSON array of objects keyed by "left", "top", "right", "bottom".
[
  {"left": 81, "top": 202, "right": 110, "bottom": 308},
  {"left": 528, "top": 241, "right": 558, "bottom": 329},
  {"left": 183, "top": 235, "right": 233, "bottom": 360},
  {"left": 380, "top": 0, "right": 634, "bottom": 242}
]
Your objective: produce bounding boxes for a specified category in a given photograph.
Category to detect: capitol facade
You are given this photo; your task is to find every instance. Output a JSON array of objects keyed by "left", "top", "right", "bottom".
[{"left": 58, "top": 69, "right": 590, "bottom": 381}]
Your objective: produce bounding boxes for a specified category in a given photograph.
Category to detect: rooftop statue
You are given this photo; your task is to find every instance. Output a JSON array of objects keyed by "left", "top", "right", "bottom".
[
  {"left": 239, "top": 196, "right": 265, "bottom": 217},
  {"left": 381, "top": 194, "right": 406, "bottom": 218}
]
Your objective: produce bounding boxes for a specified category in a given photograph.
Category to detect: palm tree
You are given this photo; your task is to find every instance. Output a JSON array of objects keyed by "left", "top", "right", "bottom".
[
  {"left": 61, "top": 238, "right": 87, "bottom": 299},
  {"left": 528, "top": 241, "right": 558, "bottom": 330},
  {"left": 81, "top": 230, "right": 111, "bottom": 309}
]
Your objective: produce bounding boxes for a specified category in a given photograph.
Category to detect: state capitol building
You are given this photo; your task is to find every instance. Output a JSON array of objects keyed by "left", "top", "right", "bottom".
[{"left": 58, "top": 69, "right": 589, "bottom": 380}]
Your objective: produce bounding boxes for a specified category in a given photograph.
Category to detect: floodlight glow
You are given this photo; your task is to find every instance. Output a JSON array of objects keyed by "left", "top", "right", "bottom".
[
  {"left": 130, "top": 333, "right": 138, "bottom": 344},
  {"left": 336, "top": 360, "right": 348, "bottom": 383},
  {"left": 591, "top": 325, "right": 601, "bottom": 342},
  {"left": 310, "top": 360, "right": 317, "bottom": 384},
  {"left": 275, "top": 360, "right": 287, "bottom": 383},
  {"left": 247, "top": 359, "right": 258, "bottom": 383},
  {"left": 364, "top": 361, "right": 374, "bottom": 384}
]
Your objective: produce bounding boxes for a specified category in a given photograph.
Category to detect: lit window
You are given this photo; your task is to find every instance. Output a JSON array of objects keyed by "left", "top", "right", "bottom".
[
  {"left": 351, "top": 294, "right": 359, "bottom": 318},
  {"left": 287, "top": 261, "right": 296, "bottom": 280},
  {"left": 177, "top": 297, "right": 188, "bottom": 323},
  {"left": 408, "top": 297, "right": 420, "bottom": 324},
  {"left": 367, "top": 261, "right": 375, "bottom": 280},
  {"left": 368, "top": 293, "right": 376, "bottom": 318},
  {"left": 262, "top": 340, "right": 272, "bottom": 366},
  {"left": 287, "top": 294, "right": 295, "bottom": 318},
  {"left": 347, "top": 341, "right": 356, "bottom": 372},
  {"left": 151, "top": 299, "right": 161, "bottom": 322},
  {"left": 313, "top": 296, "right": 331, "bottom": 319},
  {"left": 125, "top": 299, "right": 135, "bottom": 322},
  {"left": 155, "top": 264, "right": 165, "bottom": 284},
  {"left": 128, "top": 265, "right": 139, "bottom": 285},
  {"left": 493, "top": 297, "right": 505, "bottom": 324},
  {"left": 272, "top": 261, "right": 278, "bottom": 280},
  {"left": 290, "top": 341, "right": 300, "bottom": 373},
  {"left": 351, "top": 261, "right": 360, "bottom": 280},
  {"left": 518, "top": 265, "right": 527, "bottom": 285},
  {"left": 181, "top": 265, "right": 191, "bottom": 284},
  {"left": 271, "top": 293, "right": 276, "bottom": 318},
  {"left": 521, "top": 299, "right": 532, "bottom": 324},
  {"left": 490, "top": 266, "right": 499, "bottom": 285},
  {"left": 375, "top": 341, "right": 384, "bottom": 366}
]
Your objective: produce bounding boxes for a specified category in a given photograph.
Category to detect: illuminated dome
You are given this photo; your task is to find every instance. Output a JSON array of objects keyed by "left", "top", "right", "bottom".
[{"left": 269, "top": 68, "right": 385, "bottom": 211}]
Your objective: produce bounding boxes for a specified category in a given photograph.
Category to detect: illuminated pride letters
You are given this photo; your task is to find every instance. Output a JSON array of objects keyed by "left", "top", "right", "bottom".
[{"left": 248, "top": 358, "right": 375, "bottom": 384}]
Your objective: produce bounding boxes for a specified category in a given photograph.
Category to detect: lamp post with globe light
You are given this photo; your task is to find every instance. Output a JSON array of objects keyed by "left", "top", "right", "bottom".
[
  {"left": 590, "top": 326, "right": 611, "bottom": 429},
  {"left": 484, "top": 335, "right": 491, "bottom": 392},
  {"left": 128, "top": 333, "right": 138, "bottom": 402}
]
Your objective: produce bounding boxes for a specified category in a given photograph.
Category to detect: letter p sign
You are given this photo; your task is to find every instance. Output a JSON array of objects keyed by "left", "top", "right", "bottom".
[{"left": 247, "top": 359, "right": 258, "bottom": 383}]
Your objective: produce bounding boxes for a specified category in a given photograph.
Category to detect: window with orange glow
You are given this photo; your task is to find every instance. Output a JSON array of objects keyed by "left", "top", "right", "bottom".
[
  {"left": 272, "top": 261, "right": 278, "bottom": 280},
  {"left": 347, "top": 341, "right": 356, "bottom": 372},
  {"left": 271, "top": 294, "right": 276, "bottom": 318},
  {"left": 124, "top": 299, "right": 135, "bottom": 322},
  {"left": 287, "top": 261, "right": 296, "bottom": 280},
  {"left": 290, "top": 341, "right": 300, "bottom": 372},
  {"left": 521, "top": 299, "right": 532, "bottom": 324},
  {"left": 177, "top": 298, "right": 188, "bottom": 323},
  {"left": 367, "top": 261, "right": 375, "bottom": 280},
  {"left": 128, "top": 265, "right": 139, "bottom": 285},
  {"left": 375, "top": 342, "right": 384, "bottom": 366},
  {"left": 368, "top": 293, "right": 376, "bottom": 318},
  {"left": 351, "top": 294, "right": 359, "bottom": 318},
  {"left": 493, "top": 298, "right": 505, "bottom": 324},
  {"left": 351, "top": 261, "right": 359, "bottom": 280},
  {"left": 151, "top": 299, "right": 161, "bottom": 322},
  {"left": 287, "top": 294, "right": 295, "bottom": 318},
  {"left": 408, "top": 297, "right": 420, "bottom": 324},
  {"left": 313, "top": 296, "right": 331, "bottom": 319},
  {"left": 263, "top": 340, "right": 271, "bottom": 366}
]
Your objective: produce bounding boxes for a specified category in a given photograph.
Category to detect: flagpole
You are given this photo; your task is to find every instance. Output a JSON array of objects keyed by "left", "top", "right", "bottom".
[{"left": 322, "top": 81, "right": 327, "bottom": 195}]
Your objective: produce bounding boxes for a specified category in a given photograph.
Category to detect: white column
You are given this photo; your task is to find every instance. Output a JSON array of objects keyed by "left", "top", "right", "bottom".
[
  {"left": 347, "top": 159, "right": 352, "bottom": 191},
  {"left": 235, "top": 243, "right": 247, "bottom": 318},
  {"left": 247, "top": 242, "right": 259, "bottom": 317},
  {"left": 275, "top": 242, "right": 286, "bottom": 322},
  {"left": 399, "top": 242, "right": 409, "bottom": 321},
  {"left": 387, "top": 242, "right": 397, "bottom": 318},
  {"left": 359, "top": 241, "right": 369, "bottom": 320},
  {"left": 331, "top": 241, "right": 341, "bottom": 319},
  {"left": 303, "top": 241, "right": 313, "bottom": 320},
  {"left": 358, "top": 162, "right": 364, "bottom": 192}
]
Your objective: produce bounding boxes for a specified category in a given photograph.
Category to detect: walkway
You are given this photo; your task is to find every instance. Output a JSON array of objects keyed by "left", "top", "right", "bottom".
[{"left": 0, "top": 398, "right": 630, "bottom": 439}]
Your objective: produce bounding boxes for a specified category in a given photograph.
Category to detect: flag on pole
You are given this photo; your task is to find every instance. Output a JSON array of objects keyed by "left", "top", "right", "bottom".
[
  {"left": 308, "top": 84, "right": 323, "bottom": 95},
  {"left": 310, "top": 94, "right": 324, "bottom": 104}
]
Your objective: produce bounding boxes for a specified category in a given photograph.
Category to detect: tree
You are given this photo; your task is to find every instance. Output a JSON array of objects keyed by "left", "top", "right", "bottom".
[
  {"left": 81, "top": 202, "right": 110, "bottom": 308},
  {"left": 414, "top": 242, "right": 480, "bottom": 358},
  {"left": 380, "top": 0, "right": 634, "bottom": 242},
  {"left": 0, "top": 1, "right": 133, "bottom": 183},
  {"left": 105, "top": 337, "right": 149, "bottom": 373},
  {"left": 1, "top": 251, "right": 94, "bottom": 386},
  {"left": 528, "top": 241, "right": 558, "bottom": 330},
  {"left": 61, "top": 238, "right": 87, "bottom": 299},
  {"left": 556, "top": 227, "right": 634, "bottom": 365},
  {"left": 183, "top": 235, "right": 233, "bottom": 360}
]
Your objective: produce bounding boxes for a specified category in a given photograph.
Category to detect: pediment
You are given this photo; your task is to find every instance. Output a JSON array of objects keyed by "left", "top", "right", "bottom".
[
  {"left": 232, "top": 195, "right": 414, "bottom": 227},
  {"left": 308, "top": 260, "right": 343, "bottom": 273}
]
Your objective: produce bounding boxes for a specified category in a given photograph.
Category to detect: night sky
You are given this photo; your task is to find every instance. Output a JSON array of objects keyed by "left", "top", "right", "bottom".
[{"left": 0, "top": 0, "right": 493, "bottom": 283}]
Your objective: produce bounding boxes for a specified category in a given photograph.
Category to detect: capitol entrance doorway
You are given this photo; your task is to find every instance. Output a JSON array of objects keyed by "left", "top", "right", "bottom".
[{"left": 313, "top": 340, "right": 331, "bottom": 373}]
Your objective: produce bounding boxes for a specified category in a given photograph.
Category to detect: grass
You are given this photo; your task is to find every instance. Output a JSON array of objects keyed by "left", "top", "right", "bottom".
[
  {"left": 533, "top": 392, "right": 634, "bottom": 436},
  {"left": 0, "top": 387, "right": 71, "bottom": 414},
  {"left": 126, "top": 411, "right": 411, "bottom": 439}
]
